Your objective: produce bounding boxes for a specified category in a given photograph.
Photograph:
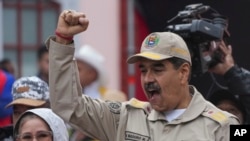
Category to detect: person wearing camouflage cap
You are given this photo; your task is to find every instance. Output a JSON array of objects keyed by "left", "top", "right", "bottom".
[
  {"left": 2, "top": 76, "right": 50, "bottom": 140},
  {"left": 46, "top": 10, "right": 239, "bottom": 141},
  {"left": 6, "top": 76, "right": 50, "bottom": 124}
]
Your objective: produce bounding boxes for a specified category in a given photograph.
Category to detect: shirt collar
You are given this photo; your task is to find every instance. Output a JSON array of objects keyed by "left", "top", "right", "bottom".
[{"left": 148, "top": 86, "right": 207, "bottom": 124}]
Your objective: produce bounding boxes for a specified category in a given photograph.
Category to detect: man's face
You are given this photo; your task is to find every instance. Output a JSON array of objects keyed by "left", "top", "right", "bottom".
[
  {"left": 139, "top": 59, "right": 191, "bottom": 112},
  {"left": 13, "top": 103, "right": 49, "bottom": 125},
  {"left": 76, "top": 60, "right": 98, "bottom": 87},
  {"left": 13, "top": 105, "right": 33, "bottom": 125},
  {"left": 38, "top": 52, "right": 49, "bottom": 75}
]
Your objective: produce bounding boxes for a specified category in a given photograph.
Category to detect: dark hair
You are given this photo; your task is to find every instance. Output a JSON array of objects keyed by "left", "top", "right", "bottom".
[
  {"left": 0, "top": 58, "right": 14, "bottom": 74},
  {"left": 37, "top": 45, "right": 48, "bottom": 61},
  {"left": 209, "top": 89, "right": 247, "bottom": 123},
  {"left": 0, "top": 58, "right": 11, "bottom": 70},
  {"left": 168, "top": 57, "right": 192, "bottom": 81},
  {"left": 167, "top": 57, "right": 190, "bottom": 69},
  {"left": 0, "top": 125, "right": 13, "bottom": 140}
]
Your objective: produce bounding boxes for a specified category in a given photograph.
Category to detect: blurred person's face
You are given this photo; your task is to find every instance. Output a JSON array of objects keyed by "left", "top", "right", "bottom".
[
  {"left": 12, "top": 104, "right": 49, "bottom": 125},
  {"left": 13, "top": 105, "right": 33, "bottom": 125},
  {"left": 5, "top": 62, "right": 15, "bottom": 76},
  {"left": 216, "top": 100, "right": 244, "bottom": 124},
  {"left": 139, "top": 59, "right": 191, "bottom": 112},
  {"left": 76, "top": 60, "right": 98, "bottom": 87},
  {"left": 38, "top": 52, "right": 49, "bottom": 76},
  {"left": 17, "top": 116, "right": 52, "bottom": 141}
]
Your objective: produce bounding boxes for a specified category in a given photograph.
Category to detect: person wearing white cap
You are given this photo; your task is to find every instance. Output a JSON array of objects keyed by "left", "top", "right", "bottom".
[
  {"left": 74, "top": 44, "right": 107, "bottom": 99},
  {"left": 46, "top": 10, "right": 239, "bottom": 141}
]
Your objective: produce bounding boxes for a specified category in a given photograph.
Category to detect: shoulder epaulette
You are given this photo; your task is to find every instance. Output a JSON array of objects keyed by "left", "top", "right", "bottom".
[
  {"left": 126, "top": 98, "right": 151, "bottom": 114},
  {"left": 202, "top": 109, "right": 229, "bottom": 125}
]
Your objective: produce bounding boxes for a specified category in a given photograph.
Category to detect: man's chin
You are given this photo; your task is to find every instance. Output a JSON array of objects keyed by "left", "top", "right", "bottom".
[{"left": 151, "top": 104, "right": 163, "bottom": 112}]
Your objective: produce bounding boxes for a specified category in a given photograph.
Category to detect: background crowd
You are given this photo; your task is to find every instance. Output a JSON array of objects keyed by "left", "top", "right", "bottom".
[{"left": 0, "top": 1, "right": 250, "bottom": 141}]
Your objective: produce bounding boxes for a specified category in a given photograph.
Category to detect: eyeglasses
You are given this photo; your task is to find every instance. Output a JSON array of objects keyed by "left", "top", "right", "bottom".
[{"left": 16, "top": 131, "right": 53, "bottom": 141}]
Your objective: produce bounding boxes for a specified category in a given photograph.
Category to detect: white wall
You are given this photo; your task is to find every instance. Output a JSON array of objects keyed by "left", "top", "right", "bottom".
[
  {"left": 0, "top": 0, "right": 3, "bottom": 60},
  {"left": 77, "top": 0, "right": 120, "bottom": 90},
  {"left": 52, "top": 0, "right": 120, "bottom": 90}
]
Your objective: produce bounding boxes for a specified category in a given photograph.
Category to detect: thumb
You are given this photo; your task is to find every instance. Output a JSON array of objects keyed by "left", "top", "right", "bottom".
[
  {"left": 227, "top": 45, "right": 232, "bottom": 54},
  {"left": 78, "top": 17, "right": 89, "bottom": 32},
  {"left": 79, "top": 17, "right": 89, "bottom": 25}
]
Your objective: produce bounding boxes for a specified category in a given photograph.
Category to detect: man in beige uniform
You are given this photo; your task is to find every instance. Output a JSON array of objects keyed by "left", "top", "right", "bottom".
[{"left": 47, "top": 10, "right": 239, "bottom": 141}]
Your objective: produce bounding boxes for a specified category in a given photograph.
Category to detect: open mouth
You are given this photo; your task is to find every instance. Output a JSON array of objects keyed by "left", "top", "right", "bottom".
[
  {"left": 144, "top": 83, "right": 161, "bottom": 99},
  {"left": 147, "top": 90, "right": 160, "bottom": 99}
]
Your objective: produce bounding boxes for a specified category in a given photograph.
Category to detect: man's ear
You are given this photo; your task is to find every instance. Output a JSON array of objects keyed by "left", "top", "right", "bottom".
[{"left": 179, "top": 63, "right": 190, "bottom": 83}]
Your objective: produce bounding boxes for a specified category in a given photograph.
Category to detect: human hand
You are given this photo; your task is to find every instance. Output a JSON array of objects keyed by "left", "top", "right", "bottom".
[
  {"left": 55, "top": 10, "right": 89, "bottom": 44},
  {"left": 208, "top": 41, "right": 235, "bottom": 75}
]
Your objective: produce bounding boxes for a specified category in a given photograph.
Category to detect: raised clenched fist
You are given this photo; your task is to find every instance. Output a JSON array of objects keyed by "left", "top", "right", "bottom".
[{"left": 55, "top": 10, "right": 89, "bottom": 44}]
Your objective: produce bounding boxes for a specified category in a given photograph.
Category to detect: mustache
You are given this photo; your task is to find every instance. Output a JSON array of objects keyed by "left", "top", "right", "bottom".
[{"left": 144, "top": 82, "right": 160, "bottom": 91}]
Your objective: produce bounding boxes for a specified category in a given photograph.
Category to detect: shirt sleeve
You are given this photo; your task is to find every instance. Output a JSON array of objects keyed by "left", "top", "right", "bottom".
[
  {"left": 224, "top": 65, "right": 250, "bottom": 124},
  {"left": 46, "top": 36, "right": 120, "bottom": 141}
]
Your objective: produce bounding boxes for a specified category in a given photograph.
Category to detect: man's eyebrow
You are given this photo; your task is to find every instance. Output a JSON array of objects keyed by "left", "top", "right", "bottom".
[
  {"left": 138, "top": 62, "right": 165, "bottom": 69},
  {"left": 152, "top": 62, "right": 164, "bottom": 67},
  {"left": 138, "top": 64, "right": 144, "bottom": 69}
]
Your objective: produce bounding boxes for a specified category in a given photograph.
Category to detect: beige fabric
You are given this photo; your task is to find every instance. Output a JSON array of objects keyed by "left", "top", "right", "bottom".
[
  {"left": 47, "top": 36, "right": 239, "bottom": 141},
  {"left": 127, "top": 32, "right": 191, "bottom": 65},
  {"left": 6, "top": 98, "right": 46, "bottom": 108},
  {"left": 102, "top": 89, "right": 127, "bottom": 102}
]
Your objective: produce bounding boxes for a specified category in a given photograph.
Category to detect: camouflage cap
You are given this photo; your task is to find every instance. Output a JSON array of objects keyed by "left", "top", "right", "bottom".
[
  {"left": 127, "top": 32, "right": 191, "bottom": 65},
  {"left": 5, "top": 76, "right": 49, "bottom": 108}
]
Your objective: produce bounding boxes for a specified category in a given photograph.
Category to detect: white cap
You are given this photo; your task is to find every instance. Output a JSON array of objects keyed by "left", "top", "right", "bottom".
[{"left": 74, "top": 44, "right": 107, "bottom": 86}]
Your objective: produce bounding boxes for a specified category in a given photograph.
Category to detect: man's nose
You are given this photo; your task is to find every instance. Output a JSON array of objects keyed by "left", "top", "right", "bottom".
[{"left": 144, "top": 72, "right": 155, "bottom": 83}]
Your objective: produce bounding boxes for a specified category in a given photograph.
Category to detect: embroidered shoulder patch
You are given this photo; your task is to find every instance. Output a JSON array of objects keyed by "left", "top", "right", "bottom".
[{"left": 107, "top": 101, "right": 121, "bottom": 114}]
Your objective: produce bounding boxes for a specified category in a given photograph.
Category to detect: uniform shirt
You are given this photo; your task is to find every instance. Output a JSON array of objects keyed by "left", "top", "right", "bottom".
[{"left": 46, "top": 36, "right": 240, "bottom": 141}]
